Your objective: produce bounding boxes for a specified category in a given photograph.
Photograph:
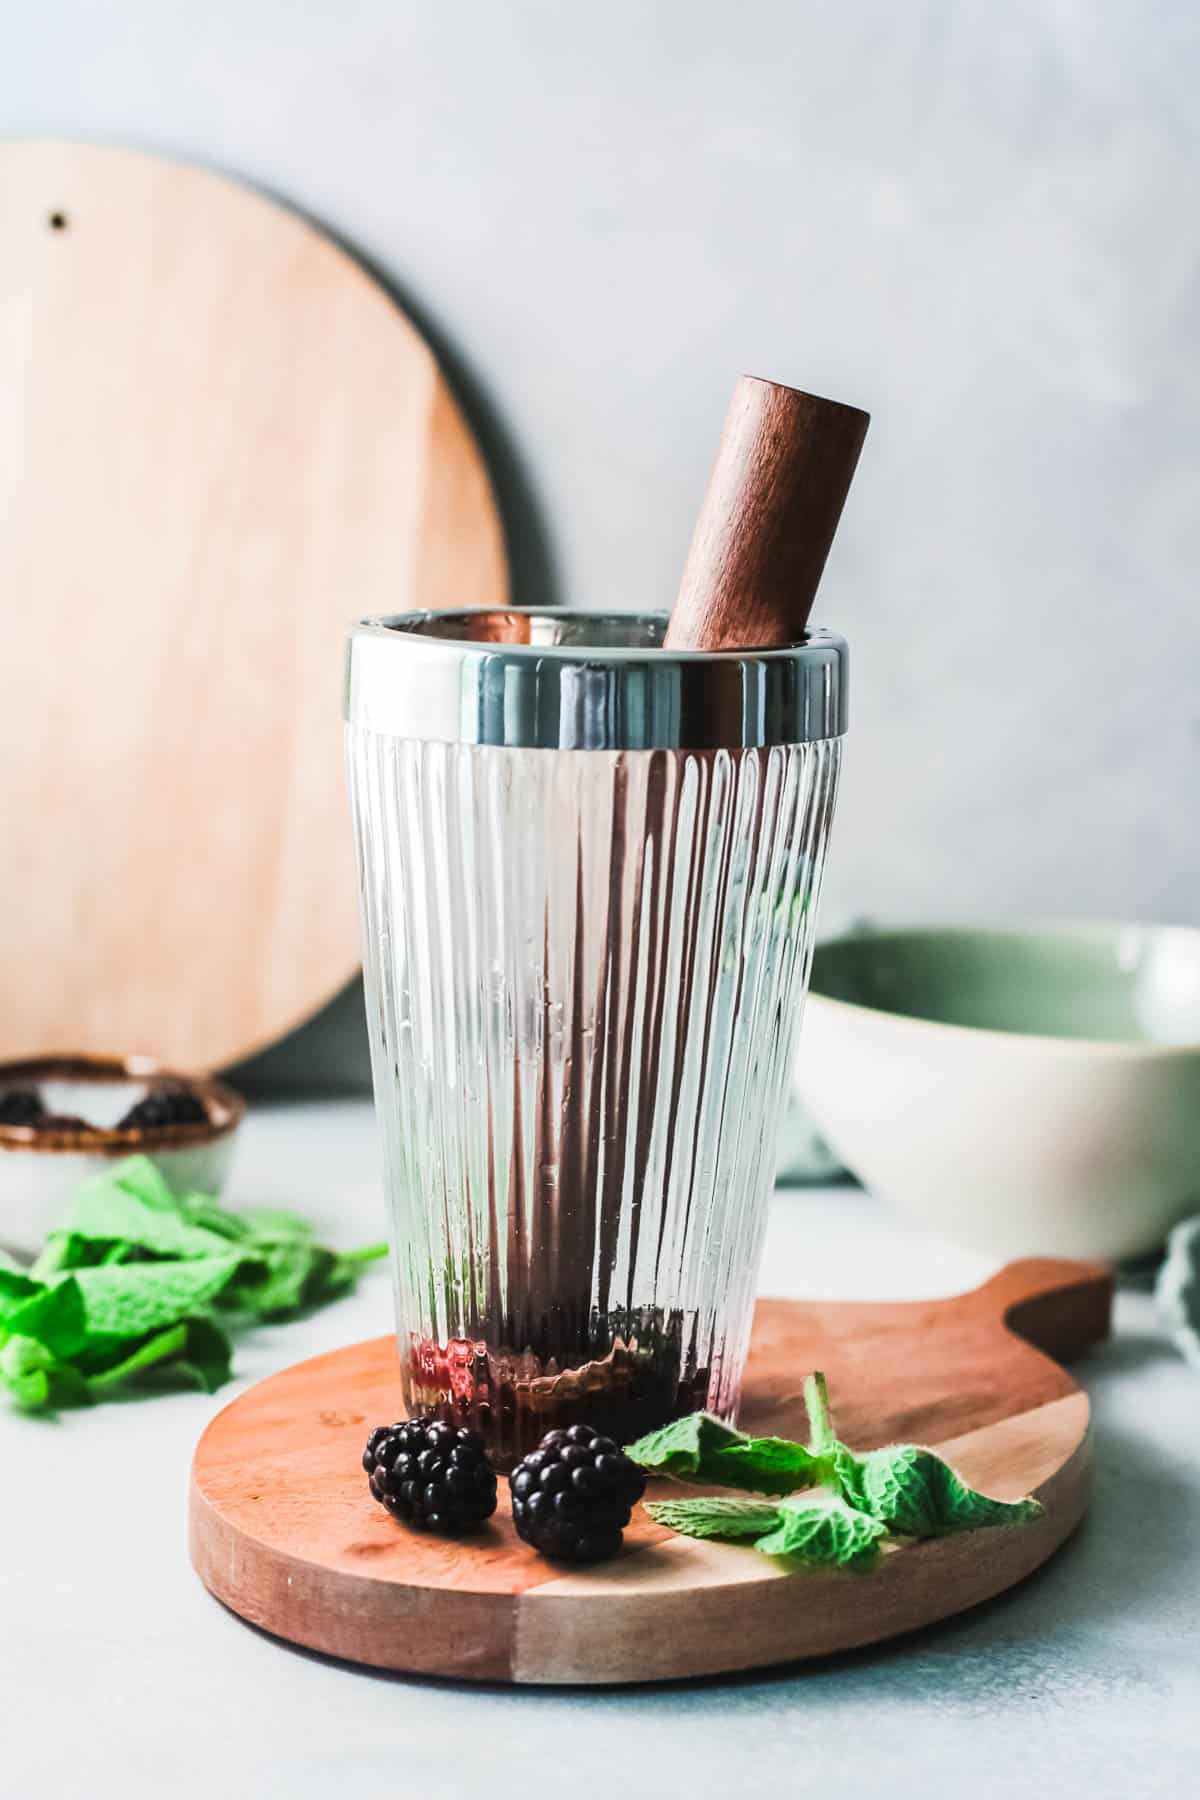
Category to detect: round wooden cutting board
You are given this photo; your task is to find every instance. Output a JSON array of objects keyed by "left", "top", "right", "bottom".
[
  {"left": 0, "top": 140, "right": 508, "bottom": 1071},
  {"left": 190, "top": 1258, "right": 1111, "bottom": 1684}
]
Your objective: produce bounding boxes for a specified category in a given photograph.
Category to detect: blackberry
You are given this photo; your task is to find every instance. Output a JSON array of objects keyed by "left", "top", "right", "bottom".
[
  {"left": 510, "top": 1423, "right": 646, "bottom": 1563},
  {"left": 363, "top": 1416, "right": 497, "bottom": 1535},
  {"left": 0, "top": 1087, "right": 45, "bottom": 1127},
  {"left": 117, "top": 1083, "right": 208, "bottom": 1131}
]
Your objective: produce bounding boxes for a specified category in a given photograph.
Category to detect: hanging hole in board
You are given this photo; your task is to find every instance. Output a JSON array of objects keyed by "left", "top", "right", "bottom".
[{"left": 48, "top": 211, "right": 68, "bottom": 231}]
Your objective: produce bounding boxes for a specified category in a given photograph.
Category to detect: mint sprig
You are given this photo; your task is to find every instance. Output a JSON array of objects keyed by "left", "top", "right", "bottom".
[
  {"left": 0, "top": 1156, "right": 386, "bottom": 1412},
  {"left": 633, "top": 1371, "right": 1045, "bottom": 1572},
  {"left": 803, "top": 1370, "right": 1044, "bottom": 1537}
]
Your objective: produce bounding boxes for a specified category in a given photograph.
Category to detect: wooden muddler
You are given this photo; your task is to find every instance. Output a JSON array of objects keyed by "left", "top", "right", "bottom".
[{"left": 665, "top": 376, "right": 869, "bottom": 651}]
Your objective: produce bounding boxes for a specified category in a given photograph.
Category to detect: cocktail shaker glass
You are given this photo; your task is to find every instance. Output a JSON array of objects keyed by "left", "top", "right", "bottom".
[{"left": 345, "top": 609, "right": 846, "bottom": 1464}]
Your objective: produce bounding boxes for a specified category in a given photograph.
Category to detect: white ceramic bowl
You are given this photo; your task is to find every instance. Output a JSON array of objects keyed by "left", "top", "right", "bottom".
[
  {"left": 0, "top": 1055, "right": 244, "bottom": 1259},
  {"left": 795, "top": 922, "right": 1200, "bottom": 1262}
]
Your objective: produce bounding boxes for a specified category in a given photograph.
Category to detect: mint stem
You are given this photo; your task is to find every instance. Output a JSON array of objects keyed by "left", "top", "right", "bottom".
[
  {"left": 336, "top": 1242, "right": 388, "bottom": 1267},
  {"left": 804, "top": 1370, "right": 837, "bottom": 1454}
]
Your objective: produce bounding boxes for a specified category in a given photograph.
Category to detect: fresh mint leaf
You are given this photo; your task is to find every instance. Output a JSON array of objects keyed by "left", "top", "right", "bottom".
[
  {"left": 171, "top": 1317, "right": 234, "bottom": 1393},
  {"left": 29, "top": 1233, "right": 95, "bottom": 1279},
  {"left": 69, "top": 1162, "right": 386, "bottom": 1318},
  {"left": 836, "top": 1443, "right": 1045, "bottom": 1536},
  {"left": 626, "top": 1411, "right": 747, "bottom": 1478},
  {"left": 0, "top": 1335, "right": 91, "bottom": 1409},
  {"left": 225, "top": 1241, "right": 327, "bottom": 1316},
  {"left": 647, "top": 1487, "right": 885, "bottom": 1568},
  {"left": 2, "top": 1311, "right": 234, "bottom": 1407},
  {"left": 108, "top": 1155, "right": 178, "bottom": 1211},
  {"left": 240, "top": 1206, "right": 317, "bottom": 1242},
  {"left": 706, "top": 1437, "right": 823, "bottom": 1496},
  {"left": 8, "top": 1257, "right": 241, "bottom": 1358},
  {"left": 4, "top": 1275, "right": 85, "bottom": 1358},
  {"left": 65, "top": 1171, "right": 234, "bottom": 1262},
  {"left": 645, "top": 1496, "right": 785, "bottom": 1540},
  {"left": 174, "top": 1196, "right": 255, "bottom": 1244},
  {"left": 753, "top": 1490, "right": 887, "bottom": 1567},
  {"left": 0, "top": 1268, "right": 42, "bottom": 1324},
  {"left": 84, "top": 1321, "right": 192, "bottom": 1391},
  {"left": 802, "top": 1360, "right": 1043, "bottom": 1533},
  {"left": 3, "top": 1158, "right": 386, "bottom": 1413},
  {"left": 85, "top": 1316, "right": 232, "bottom": 1396},
  {"left": 803, "top": 1368, "right": 1043, "bottom": 1535},
  {"left": 223, "top": 1239, "right": 386, "bottom": 1317},
  {"left": 627, "top": 1411, "right": 822, "bottom": 1494},
  {"left": 642, "top": 1372, "right": 1047, "bottom": 1572}
]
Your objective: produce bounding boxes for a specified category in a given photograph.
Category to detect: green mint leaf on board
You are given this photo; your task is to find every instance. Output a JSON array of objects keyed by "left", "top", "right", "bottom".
[
  {"left": 803, "top": 1367, "right": 1043, "bottom": 1534},
  {"left": 704, "top": 1439, "right": 823, "bottom": 1496},
  {"left": 626, "top": 1411, "right": 746, "bottom": 1477},
  {"left": 641, "top": 1371, "right": 1046, "bottom": 1572},
  {"left": 645, "top": 1497, "right": 786, "bottom": 1541},
  {"left": 835, "top": 1443, "right": 1044, "bottom": 1536},
  {"left": 645, "top": 1488, "right": 886, "bottom": 1570},
  {"left": 753, "top": 1490, "right": 887, "bottom": 1568},
  {"left": 626, "top": 1411, "right": 822, "bottom": 1494}
]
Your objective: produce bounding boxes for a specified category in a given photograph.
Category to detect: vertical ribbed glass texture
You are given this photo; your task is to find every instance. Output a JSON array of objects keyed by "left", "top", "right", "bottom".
[{"left": 347, "top": 730, "right": 841, "bottom": 1464}]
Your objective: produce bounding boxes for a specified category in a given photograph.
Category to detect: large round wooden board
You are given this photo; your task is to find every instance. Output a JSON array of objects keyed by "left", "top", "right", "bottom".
[
  {"left": 0, "top": 140, "right": 507, "bottom": 1070},
  {"left": 190, "top": 1258, "right": 1111, "bottom": 1684}
]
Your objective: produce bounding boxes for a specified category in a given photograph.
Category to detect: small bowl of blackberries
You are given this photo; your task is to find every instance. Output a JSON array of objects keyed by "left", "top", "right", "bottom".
[
  {"left": 364, "top": 1414, "right": 647, "bottom": 1565},
  {"left": 0, "top": 1053, "right": 244, "bottom": 1258}
]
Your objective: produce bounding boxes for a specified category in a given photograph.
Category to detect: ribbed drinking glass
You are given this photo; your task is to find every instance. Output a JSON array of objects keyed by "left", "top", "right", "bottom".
[{"left": 345, "top": 608, "right": 846, "bottom": 1464}]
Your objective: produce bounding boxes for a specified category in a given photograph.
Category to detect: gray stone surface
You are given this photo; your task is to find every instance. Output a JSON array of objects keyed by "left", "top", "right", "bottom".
[{"left": 3, "top": 1097, "right": 1197, "bottom": 1798}]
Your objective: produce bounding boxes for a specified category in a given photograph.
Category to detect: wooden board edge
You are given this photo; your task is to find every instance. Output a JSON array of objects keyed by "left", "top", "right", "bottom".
[{"left": 189, "top": 1479, "right": 520, "bottom": 1681}]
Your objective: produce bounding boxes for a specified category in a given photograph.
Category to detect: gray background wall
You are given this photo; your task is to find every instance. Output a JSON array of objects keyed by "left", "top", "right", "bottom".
[{"left": 5, "top": 1, "right": 1196, "bottom": 1087}]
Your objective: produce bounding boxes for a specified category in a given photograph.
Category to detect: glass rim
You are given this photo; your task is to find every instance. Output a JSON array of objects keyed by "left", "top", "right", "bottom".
[{"left": 343, "top": 607, "right": 848, "bottom": 750}]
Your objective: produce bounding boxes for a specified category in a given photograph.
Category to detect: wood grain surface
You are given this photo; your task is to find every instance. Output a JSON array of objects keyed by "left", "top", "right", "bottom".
[
  {"left": 190, "top": 1257, "right": 1111, "bottom": 1684},
  {"left": 665, "top": 376, "right": 869, "bottom": 651},
  {"left": 0, "top": 140, "right": 508, "bottom": 1071}
]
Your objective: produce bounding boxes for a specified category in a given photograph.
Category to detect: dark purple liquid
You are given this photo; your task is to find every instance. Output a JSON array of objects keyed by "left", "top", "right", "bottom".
[{"left": 405, "top": 1306, "right": 712, "bottom": 1469}]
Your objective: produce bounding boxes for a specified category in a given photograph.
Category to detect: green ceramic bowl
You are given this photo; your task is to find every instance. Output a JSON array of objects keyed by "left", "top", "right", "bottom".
[{"left": 796, "top": 922, "right": 1200, "bottom": 1260}]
